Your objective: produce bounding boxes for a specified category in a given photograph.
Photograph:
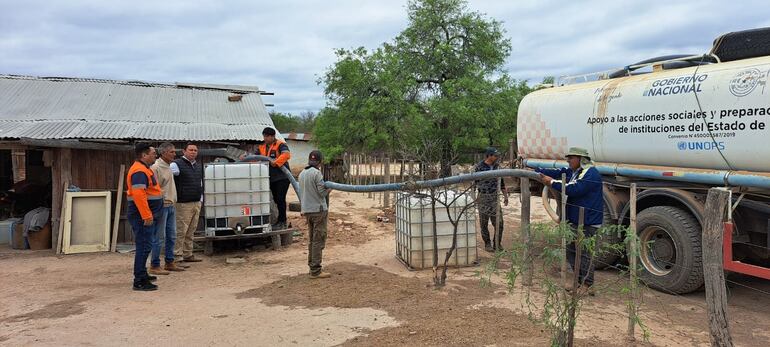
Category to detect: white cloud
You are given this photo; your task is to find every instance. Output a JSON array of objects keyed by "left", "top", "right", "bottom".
[{"left": 0, "top": 0, "right": 768, "bottom": 114}]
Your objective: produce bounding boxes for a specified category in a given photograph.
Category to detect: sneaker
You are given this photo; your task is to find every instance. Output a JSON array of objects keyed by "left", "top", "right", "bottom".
[
  {"left": 164, "top": 262, "right": 186, "bottom": 272},
  {"left": 149, "top": 266, "right": 170, "bottom": 275},
  {"left": 147, "top": 275, "right": 158, "bottom": 282},
  {"left": 183, "top": 256, "right": 203, "bottom": 263},
  {"left": 309, "top": 272, "right": 331, "bottom": 279},
  {"left": 271, "top": 222, "right": 287, "bottom": 231},
  {"left": 133, "top": 281, "right": 158, "bottom": 291}
]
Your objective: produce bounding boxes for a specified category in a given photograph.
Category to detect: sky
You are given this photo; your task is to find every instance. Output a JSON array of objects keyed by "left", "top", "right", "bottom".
[{"left": 1, "top": 0, "right": 769, "bottom": 115}]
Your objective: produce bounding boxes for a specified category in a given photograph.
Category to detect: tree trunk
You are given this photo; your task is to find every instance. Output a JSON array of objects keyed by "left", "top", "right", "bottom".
[{"left": 702, "top": 188, "right": 734, "bottom": 347}]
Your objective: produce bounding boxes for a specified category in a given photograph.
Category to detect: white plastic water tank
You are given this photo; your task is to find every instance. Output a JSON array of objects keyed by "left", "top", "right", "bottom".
[
  {"left": 395, "top": 191, "right": 478, "bottom": 269},
  {"left": 204, "top": 162, "right": 271, "bottom": 237}
]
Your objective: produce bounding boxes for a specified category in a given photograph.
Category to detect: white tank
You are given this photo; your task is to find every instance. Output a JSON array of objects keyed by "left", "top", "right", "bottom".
[
  {"left": 517, "top": 56, "right": 770, "bottom": 172},
  {"left": 395, "top": 191, "right": 477, "bottom": 269},
  {"left": 204, "top": 162, "right": 272, "bottom": 237}
]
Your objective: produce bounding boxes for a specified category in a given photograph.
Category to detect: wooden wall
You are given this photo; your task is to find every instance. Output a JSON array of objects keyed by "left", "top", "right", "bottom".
[{"left": 52, "top": 148, "right": 135, "bottom": 247}]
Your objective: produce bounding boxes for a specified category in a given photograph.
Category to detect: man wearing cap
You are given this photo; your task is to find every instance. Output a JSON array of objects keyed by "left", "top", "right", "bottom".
[
  {"left": 258, "top": 127, "right": 292, "bottom": 230},
  {"left": 298, "top": 150, "right": 332, "bottom": 279},
  {"left": 537, "top": 147, "right": 604, "bottom": 294},
  {"left": 474, "top": 147, "right": 509, "bottom": 252}
]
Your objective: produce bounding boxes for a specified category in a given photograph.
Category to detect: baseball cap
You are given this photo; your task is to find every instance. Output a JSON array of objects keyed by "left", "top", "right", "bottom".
[
  {"left": 308, "top": 150, "right": 323, "bottom": 166},
  {"left": 485, "top": 147, "right": 501, "bottom": 157}
]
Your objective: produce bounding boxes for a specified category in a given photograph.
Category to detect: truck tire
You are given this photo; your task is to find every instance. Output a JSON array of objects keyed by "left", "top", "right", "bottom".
[
  {"left": 636, "top": 206, "right": 703, "bottom": 294},
  {"left": 594, "top": 205, "right": 622, "bottom": 269}
]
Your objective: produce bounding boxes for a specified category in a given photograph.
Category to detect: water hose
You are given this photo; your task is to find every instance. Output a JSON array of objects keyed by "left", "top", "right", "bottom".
[
  {"left": 324, "top": 169, "right": 541, "bottom": 192},
  {"left": 241, "top": 155, "right": 301, "bottom": 196},
  {"left": 541, "top": 185, "right": 561, "bottom": 223}
]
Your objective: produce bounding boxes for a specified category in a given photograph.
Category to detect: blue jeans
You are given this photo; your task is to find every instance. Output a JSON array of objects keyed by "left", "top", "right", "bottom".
[
  {"left": 128, "top": 211, "right": 156, "bottom": 285},
  {"left": 151, "top": 205, "right": 177, "bottom": 267}
]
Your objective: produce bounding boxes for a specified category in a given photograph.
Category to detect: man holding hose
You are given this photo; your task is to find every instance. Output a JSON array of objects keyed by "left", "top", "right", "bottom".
[{"left": 537, "top": 147, "right": 604, "bottom": 295}]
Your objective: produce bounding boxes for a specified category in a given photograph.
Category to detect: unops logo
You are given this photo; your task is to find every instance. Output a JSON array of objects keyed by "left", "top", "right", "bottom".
[
  {"left": 677, "top": 141, "right": 726, "bottom": 151},
  {"left": 729, "top": 68, "right": 763, "bottom": 97}
]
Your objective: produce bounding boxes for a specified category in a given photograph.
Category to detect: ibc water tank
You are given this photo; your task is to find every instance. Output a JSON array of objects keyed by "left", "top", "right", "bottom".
[
  {"left": 395, "top": 191, "right": 478, "bottom": 269},
  {"left": 204, "top": 162, "right": 271, "bottom": 237}
]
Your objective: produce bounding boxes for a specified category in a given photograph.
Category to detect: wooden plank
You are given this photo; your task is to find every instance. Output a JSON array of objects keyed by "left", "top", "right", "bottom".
[
  {"left": 52, "top": 148, "right": 72, "bottom": 249},
  {"left": 384, "top": 157, "right": 391, "bottom": 207},
  {"left": 520, "top": 177, "right": 532, "bottom": 286},
  {"left": 627, "top": 183, "right": 638, "bottom": 340},
  {"left": 702, "top": 188, "right": 734, "bottom": 347},
  {"left": 560, "top": 173, "right": 568, "bottom": 286},
  {"left": 110, "top": 164, "right": 125, "bottom": 252},
  {"left": 55, "top": 180, "right": 69, "bottom": 255}
]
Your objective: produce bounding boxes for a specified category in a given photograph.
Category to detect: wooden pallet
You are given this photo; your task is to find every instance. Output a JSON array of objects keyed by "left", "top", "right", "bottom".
[{"left": 194, "top": 228, "right": 296, "bottom": 256}]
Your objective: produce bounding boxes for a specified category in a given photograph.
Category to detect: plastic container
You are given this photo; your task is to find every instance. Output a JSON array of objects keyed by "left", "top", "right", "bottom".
[
  {"left": 9, "top": 220, "right": 27, "bottom": 249},
  {"left": 395, "top": 191, "right": 478, "bottom": 269},
  {"left": 0, "top": 219, "right": 14, "bottom": 245},
  {"left": 204, "top": 162, "right": 272, "bottom": 237}
]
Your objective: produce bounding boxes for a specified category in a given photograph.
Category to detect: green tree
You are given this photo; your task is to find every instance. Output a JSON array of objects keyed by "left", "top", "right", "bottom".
[
  {"left": 270, "top": 111, "right": 317, "bottom": 133},
  {"left": 315, "top": 0, "right": 530, "bottom": 175}
]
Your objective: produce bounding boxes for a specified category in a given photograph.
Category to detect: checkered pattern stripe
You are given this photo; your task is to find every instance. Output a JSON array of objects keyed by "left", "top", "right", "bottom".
[{"left": 518, "top": 111, "right": 568, "bottom": 159}]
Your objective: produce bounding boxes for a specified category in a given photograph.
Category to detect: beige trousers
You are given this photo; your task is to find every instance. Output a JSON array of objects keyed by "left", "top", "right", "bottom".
[{"left": 175, "top": 201, "right": 201, "bottom": 259}]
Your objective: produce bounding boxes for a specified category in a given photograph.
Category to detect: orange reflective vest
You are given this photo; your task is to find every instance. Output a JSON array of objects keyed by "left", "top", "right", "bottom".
[
  {"left": 258, "top": 139, "right": 291, "bottom": 168},
  {"left": 126, "top": 161, "right": 163, "bottom": 221}
]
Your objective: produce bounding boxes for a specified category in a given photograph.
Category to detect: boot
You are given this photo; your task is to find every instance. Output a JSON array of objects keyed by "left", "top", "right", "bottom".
[
  {"left": 149, "top": 266, "right": 170, "bottom": 275},
  {"left": 133, "top": 280, "right": 158, "bottom": 291},
  {"left": 309, "top": 272, "right": 331, "bottom": 279},
  {"left": 183, "top": 256, "right": 203, "bottom": 263},
  {"left": 164, "top": 262, "right": 186, "bottom": 272},
  {"left": 484, "top": 244, "right": 494, "bottom": 252}
]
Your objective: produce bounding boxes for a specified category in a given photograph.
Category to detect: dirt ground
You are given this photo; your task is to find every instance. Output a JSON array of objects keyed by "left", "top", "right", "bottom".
[{"left": 1, "top": 191, "right": 770, "bottom": 346}]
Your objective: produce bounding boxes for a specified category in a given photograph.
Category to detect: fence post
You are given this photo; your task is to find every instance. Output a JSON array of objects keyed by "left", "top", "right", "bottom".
[
  {"left": 627, "top": 183, "right": 638, "bottom": 340},
  {"left": 567, "top": 207, "right": 585, "bottom": 347},
  {"left": 560, "top": 173, "right": 568, "bottom": 286},
  {"left": 521, "top": 177, "right": 532, "bottom": 286},
  {"left": 703, "top": 188, "right": 734, "bottom": 347},
  {"left": 384, "top": 157, "right": 391, "bottom": 207}
]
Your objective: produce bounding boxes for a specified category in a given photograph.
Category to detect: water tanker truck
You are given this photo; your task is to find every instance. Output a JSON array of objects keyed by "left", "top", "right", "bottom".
[{"left": 518, "top": 27, "right": 770, "bottom": 294}]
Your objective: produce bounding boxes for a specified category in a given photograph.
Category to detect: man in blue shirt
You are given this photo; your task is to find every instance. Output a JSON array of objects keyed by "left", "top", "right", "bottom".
[
  {"left": 474, "top": 147, "right": 509, "bottom": 252},
  {"left": 537, "top": 147, "right": 603, "bottom": 293}
]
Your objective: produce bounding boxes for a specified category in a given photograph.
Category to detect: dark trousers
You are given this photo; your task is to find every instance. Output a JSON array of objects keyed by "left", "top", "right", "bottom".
[
  {"left": 128, "top": 211, "right": 156, "bottom": 286},
  {"left": 567, "top": 224, "right": 597, "bottom": 286},
  {"left": 306, "top": 211, "right": 328, "bottom": 275},
  {"left": 478, "top": 193, "right": 504, "bottom": 248},
  {"left": 271, "top": 179, "right": 290, "bottom": 224}
]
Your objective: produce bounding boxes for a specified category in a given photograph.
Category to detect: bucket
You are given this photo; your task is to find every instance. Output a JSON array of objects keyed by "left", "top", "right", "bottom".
[{"left": 27, "top": 223, "right": 52, "bottom": 250}]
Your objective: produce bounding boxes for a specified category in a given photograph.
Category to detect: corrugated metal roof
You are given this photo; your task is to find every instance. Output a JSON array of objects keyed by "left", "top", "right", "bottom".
[{"left": 0, "top": 75, "right": 276, "bottom": 141}]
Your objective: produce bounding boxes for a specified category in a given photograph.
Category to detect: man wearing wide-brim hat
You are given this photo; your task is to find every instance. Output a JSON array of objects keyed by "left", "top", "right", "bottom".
[{"left": 537, "top": 147, "right": 604, "bottom": 295}]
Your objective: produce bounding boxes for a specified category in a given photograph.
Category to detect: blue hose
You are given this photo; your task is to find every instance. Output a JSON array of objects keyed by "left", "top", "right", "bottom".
[
  {"left": 241, "top": 155, "right": 541, "bottom": 196},
  {"left": 324, "top": 169, "right": 541, "bottom": 192}
]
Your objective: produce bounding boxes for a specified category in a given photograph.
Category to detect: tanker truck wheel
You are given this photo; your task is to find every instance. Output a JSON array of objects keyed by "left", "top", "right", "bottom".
[
  {"left": 594, "top": 205, "right": 622, "bottom": 270},
  {"left": 636, "top": 206, "right": 704, "bottom": 294}
]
